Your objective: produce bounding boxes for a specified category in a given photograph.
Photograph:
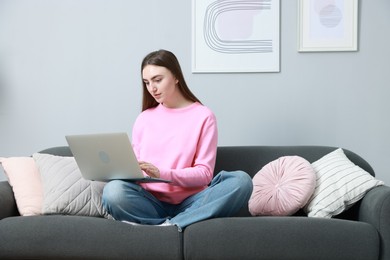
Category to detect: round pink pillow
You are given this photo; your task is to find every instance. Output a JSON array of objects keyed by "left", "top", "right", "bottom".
[{"left": 248, "top": 156, "right": 316, "bottom": 216}]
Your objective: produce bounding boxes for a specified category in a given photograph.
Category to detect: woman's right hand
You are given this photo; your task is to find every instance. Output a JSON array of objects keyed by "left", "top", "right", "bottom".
[{"left": 139, "top": 161, "right": 161, "bottom": 178}]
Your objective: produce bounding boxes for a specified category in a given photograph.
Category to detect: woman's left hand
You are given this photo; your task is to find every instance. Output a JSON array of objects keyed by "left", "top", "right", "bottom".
[{"left": 139, "top": 161, "right": 161, "bottom": 178}]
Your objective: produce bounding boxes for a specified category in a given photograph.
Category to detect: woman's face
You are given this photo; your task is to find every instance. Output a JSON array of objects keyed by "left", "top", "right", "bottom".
[{"left": 142, "top": 65, "right": 180, "bottom": 108}]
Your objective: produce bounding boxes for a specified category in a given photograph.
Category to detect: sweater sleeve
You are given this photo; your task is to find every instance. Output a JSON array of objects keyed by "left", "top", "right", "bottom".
[{"left": 158, "top": 113, "right": 218, "bottom": 187}]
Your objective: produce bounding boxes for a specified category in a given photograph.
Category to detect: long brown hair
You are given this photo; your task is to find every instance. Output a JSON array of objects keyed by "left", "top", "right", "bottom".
[{"left": 141, "top": 50, "right": 201, "bottom": 111}]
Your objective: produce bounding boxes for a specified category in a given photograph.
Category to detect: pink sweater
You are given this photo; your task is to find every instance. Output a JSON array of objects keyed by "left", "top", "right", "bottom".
[{"left": 132, "top": 102, "right": 218, "bottom": 204}]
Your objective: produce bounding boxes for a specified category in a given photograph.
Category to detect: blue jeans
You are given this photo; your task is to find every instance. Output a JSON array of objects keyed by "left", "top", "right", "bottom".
[{"left": 102, "top": 171, "right": 253, "bottom": 230}]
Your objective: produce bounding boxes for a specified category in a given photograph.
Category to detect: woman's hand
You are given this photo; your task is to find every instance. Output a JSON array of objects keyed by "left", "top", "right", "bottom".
[{"left": 139, "top": 161, "right": 160, "bottom": 178}]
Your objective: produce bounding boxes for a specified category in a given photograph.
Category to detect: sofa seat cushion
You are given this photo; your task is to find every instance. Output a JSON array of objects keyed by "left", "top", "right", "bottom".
[
  {"left": 184, "top": 217, "right": 379, "bottom": 260},
  {"left": 0, "top": 216, "right": 183, "bottom": 260}
]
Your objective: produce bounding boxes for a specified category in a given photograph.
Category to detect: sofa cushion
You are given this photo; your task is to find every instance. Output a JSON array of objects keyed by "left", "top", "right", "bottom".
[
  {"left": 0, "top": 216, "right": 182, "bottom": 260},
  {"left": 305, "top": 148, "right": 384, "bottom": 218},
  {"left": 33, "top": 153, "right": 109, "bottom": 218},
  {"left": 248, "top": 156, "right": 316, "bottom": 216},
  {"left": 184, "top": 217, "right": 379, "bottom": 260},
  {"left": 0, "top": 157, "right": 43, "bottom": 216}
]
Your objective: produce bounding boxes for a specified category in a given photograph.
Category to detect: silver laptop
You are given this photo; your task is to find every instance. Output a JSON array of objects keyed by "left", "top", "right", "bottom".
[{"left": 65, "top": 132, "right": 171, "bottom": 183}]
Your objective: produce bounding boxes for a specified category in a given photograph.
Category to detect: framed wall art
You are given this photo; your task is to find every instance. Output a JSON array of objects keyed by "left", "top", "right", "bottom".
[
  {"left": 298, "top": 0, "right": 358, "bottom": 52},
  {"left": 192, "top": 0, "right": 280, "bottom": 73}
]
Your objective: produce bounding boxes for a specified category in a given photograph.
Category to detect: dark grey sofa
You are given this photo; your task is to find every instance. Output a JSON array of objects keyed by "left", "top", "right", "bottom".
[{"left": 1, "top": 145, "right": 390, "bottom": 260}]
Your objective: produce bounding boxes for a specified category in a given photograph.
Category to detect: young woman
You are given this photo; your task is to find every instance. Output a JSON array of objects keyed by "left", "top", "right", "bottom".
[{"left": 102, "top": 49, "right": 253, "bottom": 231}]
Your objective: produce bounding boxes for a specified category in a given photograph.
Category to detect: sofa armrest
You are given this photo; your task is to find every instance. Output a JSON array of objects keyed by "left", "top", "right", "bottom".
[
  {"left": 0, "top": 181, "right": 18, "bottom": 219},
  {"left": 358, "top": 185, "right": 390, "bottom": 260}
]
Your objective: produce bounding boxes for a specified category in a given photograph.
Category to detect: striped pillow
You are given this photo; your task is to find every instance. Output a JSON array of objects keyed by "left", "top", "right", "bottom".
[{"left": 304, "top": 148, "right": 384, "bottom": 218}]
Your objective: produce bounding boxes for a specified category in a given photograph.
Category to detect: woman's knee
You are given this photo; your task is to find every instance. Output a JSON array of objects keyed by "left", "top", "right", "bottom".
[
  {"left": 224, "top": 170, "right": 252, "bottom": 184},
  {"left": 217, "top": 171, "right": 253, "bottom": 193},
  {"left": 102, "top": 180, "right": 122, "bottom": 204},
  {"left": 102, "top": 180, "right": 137, "bottom": 205},
  {"left": 235, "top": 171, "right": 253, "bottom": 191}
]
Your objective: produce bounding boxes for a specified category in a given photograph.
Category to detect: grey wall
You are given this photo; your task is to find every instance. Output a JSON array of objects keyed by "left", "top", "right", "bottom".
[{"left": 1, "top": 0, "right": 389, "bottom": 183}]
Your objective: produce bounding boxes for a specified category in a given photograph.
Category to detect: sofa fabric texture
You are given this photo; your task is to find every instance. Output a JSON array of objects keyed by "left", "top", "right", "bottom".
[
  {"left": 184, "top": 217, "right": 379, "bottom": 260},
  {"left": 1, "top": 145, "right": 390, "bottom": 260}
]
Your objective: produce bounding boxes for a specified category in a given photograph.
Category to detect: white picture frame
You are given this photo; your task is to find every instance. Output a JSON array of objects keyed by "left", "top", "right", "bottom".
[
  {"left": 298, "top": 0, "right": 358, "bottom": 52},
  {"left": 192, "top": 0, "right": 280, "bottom": 73}
]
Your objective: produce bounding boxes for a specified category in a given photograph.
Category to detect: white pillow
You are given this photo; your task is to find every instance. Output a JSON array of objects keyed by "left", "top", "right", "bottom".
[
  {"left": 33, "top": 153, "right": 110, "bottom": 218},
  {"left": 304, "top": 148, "right": 384, "bottom": 218}
]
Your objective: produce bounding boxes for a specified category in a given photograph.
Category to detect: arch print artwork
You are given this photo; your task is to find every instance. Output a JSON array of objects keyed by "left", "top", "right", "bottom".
[{"left": 192, "top": 0, "right": 280, "bottom": 73}]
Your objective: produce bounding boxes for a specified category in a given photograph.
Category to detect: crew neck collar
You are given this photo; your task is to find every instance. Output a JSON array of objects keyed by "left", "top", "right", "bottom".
[{"left": 158, "top": 102, "right": 199, "bottom": 112}]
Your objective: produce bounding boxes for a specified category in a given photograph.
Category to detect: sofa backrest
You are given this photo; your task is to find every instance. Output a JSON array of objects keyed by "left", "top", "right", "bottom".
[
  {"left": 214, "top": 145, "right": 375, "bottom": 219},
  {"left": 39, "top": 145, "right": 375, "bottom": 220},
  {"left": 214, "top": 145, "right": 375, "bottom": 178},
  {"left": 40, "top": 145, "right": 374, "bottom": 177},
  {"left": 39, "top": 146, "right": 73, "bottom": 157}
]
